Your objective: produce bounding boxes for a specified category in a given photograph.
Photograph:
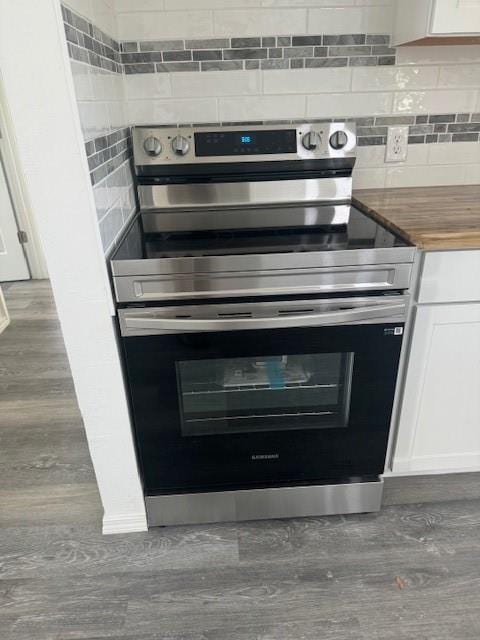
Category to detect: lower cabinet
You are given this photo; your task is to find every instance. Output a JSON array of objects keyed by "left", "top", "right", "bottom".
[{"left": 393, "top": 302, "right": 480, "bottom": 473}]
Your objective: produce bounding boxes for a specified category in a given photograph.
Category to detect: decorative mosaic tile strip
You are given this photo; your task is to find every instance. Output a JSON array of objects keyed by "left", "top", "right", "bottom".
[
  {"left": 120, "top": 34, "right": 396, "bottom": 73},
  {"left": 62, "top": 5, "right": 122, "bottom": 73},
  {"left": 84, "top": 127, "right": 133, "bottom": 185}
]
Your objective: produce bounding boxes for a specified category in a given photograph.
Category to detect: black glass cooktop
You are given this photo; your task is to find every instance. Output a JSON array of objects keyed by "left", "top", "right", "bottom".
[{"left": 112, "top": 204, "right": 410, "bottom": 263}]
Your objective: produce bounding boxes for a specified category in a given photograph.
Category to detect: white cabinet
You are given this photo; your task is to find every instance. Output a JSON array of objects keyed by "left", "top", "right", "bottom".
[
  {"left": 393, "top": 0, "right": 480, "bottom": 46},
  {"left": 393, "top": 249, "right": 480, "bottom": 474},
  {"left": 432, "top": 0, "right": 480, "bottom": 34}
]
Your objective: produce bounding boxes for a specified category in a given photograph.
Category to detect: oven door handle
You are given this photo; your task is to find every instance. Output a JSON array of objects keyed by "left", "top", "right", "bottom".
[{"left": 123, "top": 301, "right": 406, "bottom": 333}]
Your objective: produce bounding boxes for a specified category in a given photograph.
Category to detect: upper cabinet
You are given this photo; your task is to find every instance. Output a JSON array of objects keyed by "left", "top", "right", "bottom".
[{"left": 393, "top": 0, "right": 480, "bottom": 46}]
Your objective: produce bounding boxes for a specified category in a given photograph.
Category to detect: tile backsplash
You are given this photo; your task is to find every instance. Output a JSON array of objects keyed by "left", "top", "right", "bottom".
[{"left": 64, "top": 0, "right": 480, "bottom": 244}]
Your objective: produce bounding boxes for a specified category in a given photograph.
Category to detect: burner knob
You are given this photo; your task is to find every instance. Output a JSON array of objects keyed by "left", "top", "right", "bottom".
[
  {"left": 302, "top": 131, "right": 321, "bottom": 151},
  {"left": 329, "top": 130, "right": 349, "bottom": 150},
  {"left": 143, "top": 136, "right": 162, "bottom": 156},
  {"left": 171, "top": 135, "right": 190, "bottom": 156}
]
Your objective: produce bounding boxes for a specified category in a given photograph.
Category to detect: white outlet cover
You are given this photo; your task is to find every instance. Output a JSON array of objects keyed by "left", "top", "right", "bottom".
[{"left": 385, "top": 126, "right": 409, "bottom": 163}]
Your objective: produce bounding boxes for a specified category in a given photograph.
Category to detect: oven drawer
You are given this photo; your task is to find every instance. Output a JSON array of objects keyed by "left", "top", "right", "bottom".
[{"left": 114, "top": 262, "right": 413, "bottom": 303}]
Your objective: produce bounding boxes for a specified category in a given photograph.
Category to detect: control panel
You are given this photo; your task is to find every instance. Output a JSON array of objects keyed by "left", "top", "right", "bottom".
[{"left": 133, "top": 122, "right": 356, "bottom": 167}]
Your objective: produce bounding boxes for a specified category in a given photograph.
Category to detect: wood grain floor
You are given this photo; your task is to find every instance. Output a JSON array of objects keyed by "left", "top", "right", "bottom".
[{"left": 1, "top": 280, "right": 480, "bottom": 640}]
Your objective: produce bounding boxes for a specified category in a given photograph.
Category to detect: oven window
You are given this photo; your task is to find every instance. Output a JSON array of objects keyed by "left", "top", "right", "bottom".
[{"left": 176, "top": 352, "right": 354, "bottom": 436}]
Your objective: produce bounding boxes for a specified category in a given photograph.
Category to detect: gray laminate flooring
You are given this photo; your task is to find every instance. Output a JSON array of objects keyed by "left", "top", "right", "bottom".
[{"left": 1, "top": 280, "right": 480, "bottom": 640}]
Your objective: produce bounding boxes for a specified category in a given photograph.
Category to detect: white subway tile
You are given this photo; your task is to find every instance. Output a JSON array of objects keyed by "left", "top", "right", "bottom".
[
  {"left": 213, "top": 9, "right": 306, "bottom": 36},
  {"left": 307, "top": 92, "right": 392, "bottom": 117},
  {"left": 93, "top": 180, "right": 111, "bottom": 222},
  {"left": 127, "top": 98, "right": 218, "bottom": 124},
  {"left": 115, "top": 0, "right": 165, "bottom": 12},
  {"left": 92, "top": 0, "right": 117, "bottom": 39},
  {"left": 393, "top": 90, "right": 477, "bottom": 114},
  {"left": 263, "top": 68, "right": 352, "bottom": 95},
  {"left": 428, "top": 142, "right": 480, "bottom": 166},
  {"left": 352, "top": 66, "right": 438, "bottom": 92},
  {"left": 353, "top": 167, "right": 386, "bottom": 189},
  {"left": 262, "top": 0, "right": 355, "bottom": 5},
  {"left": 396, "top": 45, "right": 480, "bottom": 66},
  {"left": 117, "top": 11, "right": 213, "bottom": 40},
  {"left": 166, "top": 0, "right": 259, "bottom": 8},
  {"left": 385, "top": 164, "right": 467, "bottom": 188},
  {"left": 464, "top": 164, "right": 480, "bottom": 184},
  {"left": 307, "top": 6, "right": 393, "bottom": 34},
  {"left": 124, "top": 74, "right": 172, "bottom": 100},
  {"left": 64, "top": 0, "right": 94, "bottom": 21},
  {"left": 171, "top": 70, "right": 261, "bottom": 98},
  {"left": 438, "top": 64, "right": 480, "bottom": 89},
  {"left": 70, "top": 61, "right": 94, "bottom": 102},
  {"left": 218, "top": 95, "right": 306, "bottom": 121}
]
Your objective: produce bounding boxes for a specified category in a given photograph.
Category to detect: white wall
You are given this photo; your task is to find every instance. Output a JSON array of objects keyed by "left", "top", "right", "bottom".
[{"left": 0, "top": 0, "right": 146, "bottom": 534}]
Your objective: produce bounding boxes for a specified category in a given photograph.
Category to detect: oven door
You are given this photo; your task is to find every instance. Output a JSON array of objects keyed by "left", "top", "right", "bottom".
[{"left": 119, "top": 295, "right": 407, "bottom": 494}]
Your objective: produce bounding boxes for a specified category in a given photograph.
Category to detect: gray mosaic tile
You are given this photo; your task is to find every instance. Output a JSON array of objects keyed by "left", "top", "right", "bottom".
[
  {"left": 164, "top": 50, "right": 192, "bottom": 61},
  {"left": 329, "top": 45, "right": 371, "bottom": 56},
  {"left": 283, "top": 46, "right": 313, "bottom": 58},
  {"left": 290, "top": 59, "right": 304, "bottom": 69},
  {"left": 324, "top": 34, "right": 366, "bottom": 45},
  {"left": 425, "top": 134, "right": 438, "bottom": 143},
  {"left": 124, "top": 63, "right": 155, "bottom": 73},
  {"left": 277, "top": 36, "right": 291, "bottom": 46},
  {"left": 408, "top": 135, "right": 425, "bottom": 144},
  {"left": 261, "top": 59, "right": 289, "bottom": 70},
  {"left": 245, "top": 60, "right": 260, "bottom": 70},
  {"left": 375, "top": 116, "right": 415, "bottom": 125},
  {"left": 415, "top": 115, "right": 429, "bottom": 124},
  {"left": 292, "top": 36, "right": 323, "bottom": 46},
  {"left": 201, "top": 60, "right": 242, "bottom": 71},
  {"left": 356, "top": 126, "right": 388, "bottom": 136},
  {"left": 456, "top": 113, "right": 471, "bottom": 122},
  {"left": 122, "top": 52, "right": 162, "bottom": 63},
  {"left": 192, "top": 49, "right": 221, "bottom": 61},
  {"left": 85, "top": 140, "right": 95, "bottom": 157},
  {"left": 471, "top": 113, "right": 480, "bottom": 122},
  {"left": 433, "top": 123, "right": 447, "bottom": 133},
  {"left": 156, "top": 61, "right": 200, "bottom": 72},
  {"left": 371, "top": 45, "right": 396, "bottom": 55},
  {"left": 224, "top": 48, "right": 268, "bottom": 59},
  {"left": 349, "top": 56, "right": 377, "bottom": 66},
  {"left": 452, "top": 132, "right": 479, "bottom": 142},
  {"left": 232, "top": 38, "right": 261, "bottom": 48},
  {"left": 305, "top": 57, "right": 348, "bottom": 67},
  {"left": 313, "top": 47, "right": 328, "bottom": 57},
  {"left": 448, "top": 123, "right": 480, "bottom": 132},
  {"left": 268, "top": 48, "right": 283, "bottom": 58},
  {"left": 185, "top": 38, "right": 229, "bottom": 49},
  {"left": 262, "top": 37, "right": 276, "bottom": 47},
  {"left": 139, "top": 40, "right": 184, "bottom": 52},
  {"left": 438, "top": 134, "right": 452, "bottom": 142},
  {"left": 358, "top": 136, "right": 385, "bottom": 146},
  {"left": 429, "top": 113, "right": 456, "bottom": 123},
  {"left": 366, "top": 35, "right": 390, "bottom": 44},
  {"left": 378, "top": 56, "right": 396, "bottom": 65},
  {"left": 409, "top": 124, "right": 434, "bottom": 135}
]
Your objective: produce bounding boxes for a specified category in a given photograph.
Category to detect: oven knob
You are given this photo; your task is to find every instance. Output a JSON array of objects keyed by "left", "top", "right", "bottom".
[
  {"left": 302, "top": 131, "right": 321, "bottom": 151},
  {"left": 143, "top": 136, "right": 162, "bottom": 156},
  {"left": 171, "top": 135, "right": 190, "bottom": 156},
  {"left": 329, "top": 130, "right": 348, "bottom": 150}
]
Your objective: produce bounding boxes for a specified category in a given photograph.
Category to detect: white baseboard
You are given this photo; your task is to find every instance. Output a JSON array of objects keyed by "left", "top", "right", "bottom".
[
  {"left": 390, "top": 453, "right": 480, "bottom": 476},
  {"left": 102, "top": 511, "right": 148, "bottom": 535}
]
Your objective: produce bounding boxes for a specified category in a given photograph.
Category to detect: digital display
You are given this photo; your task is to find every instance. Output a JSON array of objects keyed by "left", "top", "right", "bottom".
[{"left": 194, "top": 129, "right": 297, "bottom": 157}]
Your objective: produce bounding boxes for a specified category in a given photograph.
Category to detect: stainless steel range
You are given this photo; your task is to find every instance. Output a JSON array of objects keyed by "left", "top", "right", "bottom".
[{"left": 110, "top": 121, "right": 415, "bottom": 527}]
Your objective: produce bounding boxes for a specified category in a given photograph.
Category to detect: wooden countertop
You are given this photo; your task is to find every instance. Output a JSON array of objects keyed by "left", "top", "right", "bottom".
[{"left": 353, "top": 185, "right": 480, "bottom": 251}]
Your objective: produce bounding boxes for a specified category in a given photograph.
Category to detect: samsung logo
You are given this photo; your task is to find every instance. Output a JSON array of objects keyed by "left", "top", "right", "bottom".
[{"left": 251, "top": 454, "right": 279, "bottom": 460}]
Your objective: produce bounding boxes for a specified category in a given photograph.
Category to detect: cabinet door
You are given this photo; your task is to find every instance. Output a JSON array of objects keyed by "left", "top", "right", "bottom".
[
  {"left": 393, "top": 303, "right": 480, "bottom": 473},
  {"left": 431, "top": 0, "right": 480, "bottom": 34}
]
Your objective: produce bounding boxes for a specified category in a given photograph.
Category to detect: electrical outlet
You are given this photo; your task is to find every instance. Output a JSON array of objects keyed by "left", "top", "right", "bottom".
[{"left": 385, "top": 126, "right": 408, "bottom": 163}]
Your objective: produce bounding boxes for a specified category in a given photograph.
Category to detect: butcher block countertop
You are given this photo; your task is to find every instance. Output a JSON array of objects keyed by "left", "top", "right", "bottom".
[{"left": 353, "top": 185, "right": 480, "bottom": 251}]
